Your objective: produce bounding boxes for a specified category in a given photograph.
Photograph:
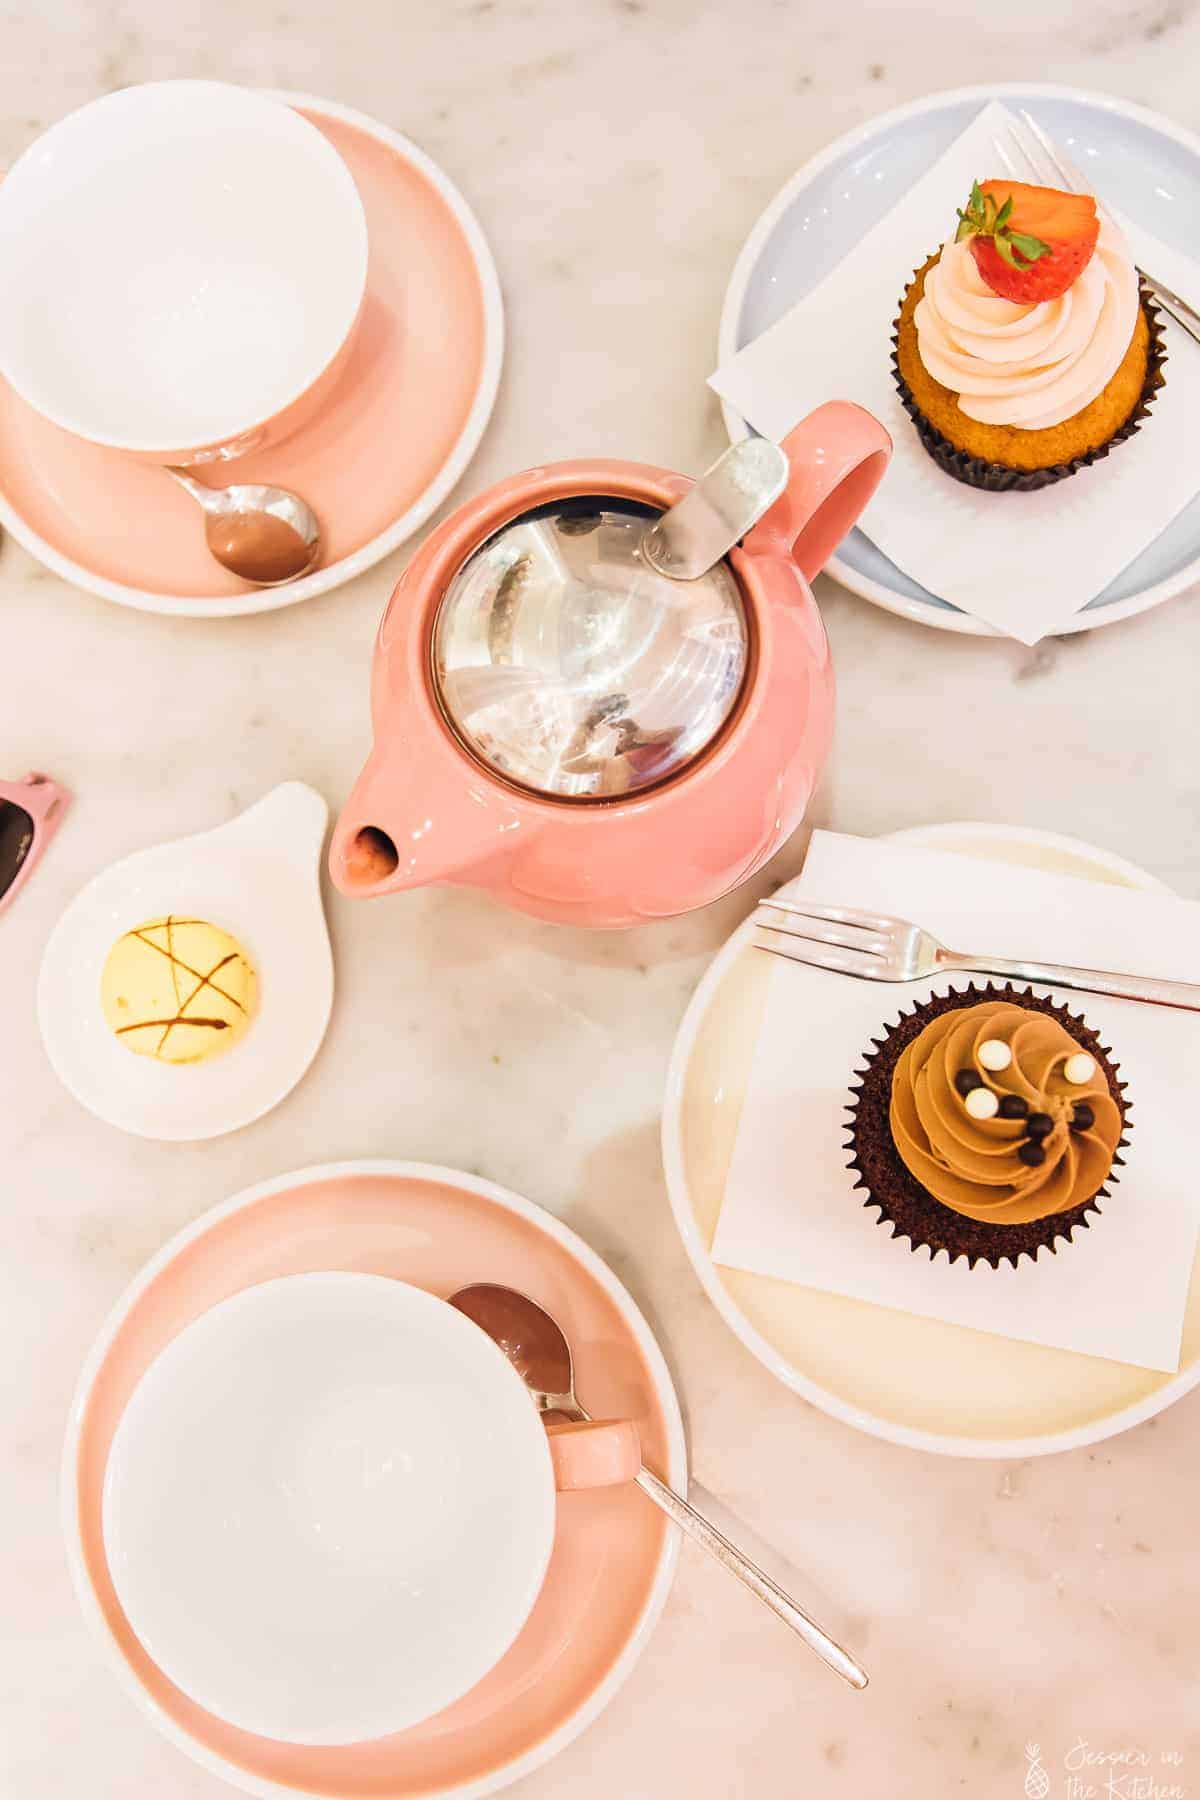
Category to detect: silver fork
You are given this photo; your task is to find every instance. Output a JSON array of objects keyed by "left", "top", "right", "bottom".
[
  {"left": 993, "top": 109, "right": 1200, "bottom": 349},
  {"left": 754, "top": 898, "right": 1200, "bottom": 1011}
]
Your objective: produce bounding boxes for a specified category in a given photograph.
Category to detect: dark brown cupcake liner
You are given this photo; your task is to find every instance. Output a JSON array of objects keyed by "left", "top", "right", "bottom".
[
  {"left": 844, "top": 982, "right": 1132, "bottom": 1270},
  {"left": 891, "top": 260, "right": 1167, "bottom": 492}
]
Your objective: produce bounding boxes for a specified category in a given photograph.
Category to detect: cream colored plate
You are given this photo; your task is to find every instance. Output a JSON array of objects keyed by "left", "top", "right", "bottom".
[{"left": 662, "top": 822, "right": 1200, "bottom": 1457}]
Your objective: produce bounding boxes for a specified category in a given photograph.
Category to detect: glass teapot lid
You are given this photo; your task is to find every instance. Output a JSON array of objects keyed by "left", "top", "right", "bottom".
[{"left": 431, "top": 498, "right": 749, "bottom": 802}]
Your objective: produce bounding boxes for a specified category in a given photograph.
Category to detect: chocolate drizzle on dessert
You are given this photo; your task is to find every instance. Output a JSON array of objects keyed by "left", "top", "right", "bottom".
[{"left": 107, "top": 916, "right": 252, "bottom": 1061}]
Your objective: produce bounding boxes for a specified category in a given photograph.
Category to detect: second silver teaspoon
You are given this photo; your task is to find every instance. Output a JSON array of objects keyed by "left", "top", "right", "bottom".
[
  {"left": 450, "top": 1281, "right": 869, "bottom": 1691},
  {"left": 166, "top": 467, "right": 321, "bottom": 587}
]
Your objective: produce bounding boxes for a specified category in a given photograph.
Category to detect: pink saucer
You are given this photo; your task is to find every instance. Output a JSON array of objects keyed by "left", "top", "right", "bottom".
[
  {"left": 64, "top": 1163, "right": 684, "bottom": 1799},
  {"left": 0, "top": 98, "right": 503, "bottom": 617}
]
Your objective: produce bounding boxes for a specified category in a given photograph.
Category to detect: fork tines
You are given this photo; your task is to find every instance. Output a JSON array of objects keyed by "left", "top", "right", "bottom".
[
  {"left": 992, "top": 110, "right": 1087, "bottom": 196},
  {"left": 753, "top": 897, "right": 899, "bottom": 978},
  {"left": 757, "top": 898, "right": 892, "bottom": 947}
]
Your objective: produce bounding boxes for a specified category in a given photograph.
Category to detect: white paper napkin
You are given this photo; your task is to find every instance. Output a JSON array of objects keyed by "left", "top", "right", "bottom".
[
  {"left": 713, "top": 831, "right": 1200, "bottom": 1372},
  {"left": 709, "top": 101, "right": 1200, "bottom": 643}
]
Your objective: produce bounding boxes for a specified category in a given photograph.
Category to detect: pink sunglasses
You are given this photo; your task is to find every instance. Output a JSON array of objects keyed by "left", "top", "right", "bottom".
[{"left": 0, "top": 772, "right": 70, "bottom": 914}]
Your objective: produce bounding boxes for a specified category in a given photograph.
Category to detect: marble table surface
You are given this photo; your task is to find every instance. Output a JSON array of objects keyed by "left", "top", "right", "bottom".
[{"left": 4, "top": 4, "right": 1200, "bottom": 1797}]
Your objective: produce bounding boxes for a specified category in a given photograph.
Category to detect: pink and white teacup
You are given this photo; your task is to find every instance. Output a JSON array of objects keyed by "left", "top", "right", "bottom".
[
  {"left": 0, "top": 82, "right": 368, "bottom": 465},
  {"left": 101, "top": 1272, "right": 639, "bottom": 1746}
]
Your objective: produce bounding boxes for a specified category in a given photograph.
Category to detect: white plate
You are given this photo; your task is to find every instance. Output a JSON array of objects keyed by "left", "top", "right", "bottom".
[
  {"left": 103, "top": 1272, "right": 556, "bottom": 1745},
  {"left": 718, "top": 83, "right": 1200, "bottom": 635},
  {"left": 38, "top": 783, "right": 333, "bottom": 1140},
  {"left": 662, "top": 822, "right": 1200, "bottom": 1457}
]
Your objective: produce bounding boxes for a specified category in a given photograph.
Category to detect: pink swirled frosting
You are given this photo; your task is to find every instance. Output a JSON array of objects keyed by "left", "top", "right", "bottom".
[{"left": 913, "top": 218, "right": 1139, "bottom": 429}]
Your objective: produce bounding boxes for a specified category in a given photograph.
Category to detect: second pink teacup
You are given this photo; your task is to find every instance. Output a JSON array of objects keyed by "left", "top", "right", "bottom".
[
  {"left": 101, "top": 1272, "right": 639, "bottom": 1746},
  {"left": 0, "top": 82, "right": 368, "bottom": 465}
]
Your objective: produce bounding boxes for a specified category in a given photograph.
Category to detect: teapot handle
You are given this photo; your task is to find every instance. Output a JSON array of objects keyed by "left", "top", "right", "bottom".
[{"left": 750, "top": 401, "right": 891, "bottom": 586}]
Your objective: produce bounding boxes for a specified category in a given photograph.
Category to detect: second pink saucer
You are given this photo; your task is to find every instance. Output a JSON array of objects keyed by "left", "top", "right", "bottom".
[
  {"left": 0, "top": 96, "right": 503, "bottom": 617},
  {"left": 65, "top": 1162, "right": 684, "bottom": 1799}
]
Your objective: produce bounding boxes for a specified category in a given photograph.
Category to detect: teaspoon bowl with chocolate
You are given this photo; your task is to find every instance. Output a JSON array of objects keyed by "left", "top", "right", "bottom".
[{"left": 166, "top": 468, "right": 321, "bottom": 586}]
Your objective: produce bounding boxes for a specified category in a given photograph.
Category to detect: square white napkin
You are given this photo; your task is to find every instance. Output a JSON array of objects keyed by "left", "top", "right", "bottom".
[
  {"left": 713, "top": 831, "right": 1200, "bottom": 1372},
  {"left": 709, "top": 101, "right": 1200, "bottom": 643}
]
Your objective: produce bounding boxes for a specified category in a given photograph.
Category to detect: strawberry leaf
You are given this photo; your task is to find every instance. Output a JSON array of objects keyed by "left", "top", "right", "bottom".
[
  {"left": 956, "top": 181, "right": 987, "bottom": 238},
  {"left": 994, "top": 196, "right": 1014, "bottom": 229},
  {"left": 994, "top": 235, "right": 1019, "bottom": 268},
  {"left": 1008, "top": 231, "right": 1051, "bottom": 263}
]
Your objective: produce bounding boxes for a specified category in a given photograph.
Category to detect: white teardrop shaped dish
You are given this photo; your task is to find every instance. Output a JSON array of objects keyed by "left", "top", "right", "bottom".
[{"left": 38, "top": 782, "right": 333, "bottom": 1141}]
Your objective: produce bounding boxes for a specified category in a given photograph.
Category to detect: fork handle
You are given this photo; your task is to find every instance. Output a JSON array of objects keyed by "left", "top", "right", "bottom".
[
  {"left": 1136, "top": 265, "right": 1200, "bottom": 350},
  {"left": 939, "top": 951, "right": 1200, "bottom": 1012}
]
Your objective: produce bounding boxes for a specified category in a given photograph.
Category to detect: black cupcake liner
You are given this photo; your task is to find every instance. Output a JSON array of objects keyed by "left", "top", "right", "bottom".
[
  {"left": 891, "top": 259, "right": 1168, "bottom": 492},
  {"left": 844, "top": 983, "right": 1132, "bottom": 1270}
]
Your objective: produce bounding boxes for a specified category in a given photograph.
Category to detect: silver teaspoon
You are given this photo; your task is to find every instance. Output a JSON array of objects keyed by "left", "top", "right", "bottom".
[
  {"left": 449, "top": 1282, "right": 868, "bottom": 1691},
  {"left": 166, "top": 468, "right": 321, "bottom": 587}
]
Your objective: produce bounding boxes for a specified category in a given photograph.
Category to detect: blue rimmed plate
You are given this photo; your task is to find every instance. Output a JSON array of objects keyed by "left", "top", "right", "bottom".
[{"left": 717, "top": 83, "right": 1200, "bottom": 635}]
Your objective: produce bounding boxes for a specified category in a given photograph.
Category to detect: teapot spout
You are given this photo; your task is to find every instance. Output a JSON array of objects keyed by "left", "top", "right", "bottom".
[
  {"left": 329, "top": 749, "right": 505, "bottom": 900},
  {"left": 335, "top": 823, "right": 403, "bottom": 893}
]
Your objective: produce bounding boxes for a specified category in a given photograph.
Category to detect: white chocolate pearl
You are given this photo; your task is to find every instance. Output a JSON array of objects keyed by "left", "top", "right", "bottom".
[
  {"left": 977, "top": 1038, "right": 1012, "bottom": 1072},
  {"left": 1064, "top": 1051, "right": 1096, "bottom": 1085},
  {"left": 965, "top": 1085, "right": 999, "bottom": 1120}
]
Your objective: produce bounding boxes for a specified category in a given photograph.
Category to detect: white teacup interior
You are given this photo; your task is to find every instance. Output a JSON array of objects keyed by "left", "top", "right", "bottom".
[
  {"left": 0, "top": 82, "right": 368, "bottom": 453},
  {"left": 101, "top": 1273, "right": 556, "bottom": 1745}
]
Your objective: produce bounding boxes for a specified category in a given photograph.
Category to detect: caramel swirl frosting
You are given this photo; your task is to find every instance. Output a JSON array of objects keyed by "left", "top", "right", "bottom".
[{"left": 888, "top": 1000, "right": 1121, "bottom": 1225}]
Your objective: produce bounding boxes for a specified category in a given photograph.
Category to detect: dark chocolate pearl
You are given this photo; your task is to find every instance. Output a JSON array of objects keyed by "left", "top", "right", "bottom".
[
  {"left": 997, "top": 1094, "right": 1029, "bottom": 1120},
  {"left": 1071, "top": 1102, "right": 1096, "bottom": 1133},
  {"left": 1018, "top": 1140, "right": 1047, "bottom": 1167},
  {"left": 1026, "top": 1111, "right": 1054, "bottom": 1140},
  {"left": 954, "top": 1068, "right": 983, "bottom": 1097}
]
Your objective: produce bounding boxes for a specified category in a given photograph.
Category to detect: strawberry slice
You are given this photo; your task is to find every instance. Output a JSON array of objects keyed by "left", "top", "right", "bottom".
[{"left": 954, "top": 179, "right": 1100, "bottom": 303}]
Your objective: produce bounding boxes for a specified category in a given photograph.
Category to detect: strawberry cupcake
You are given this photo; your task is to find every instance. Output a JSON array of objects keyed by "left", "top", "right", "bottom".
[{"left": 893, "top": 179, "right": 1166, "bottom": 490}]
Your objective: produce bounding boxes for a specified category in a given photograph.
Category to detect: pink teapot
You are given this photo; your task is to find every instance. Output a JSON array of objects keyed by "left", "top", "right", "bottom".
[{"left": 330, "top": 402, "right": 890, "bottom": 928}]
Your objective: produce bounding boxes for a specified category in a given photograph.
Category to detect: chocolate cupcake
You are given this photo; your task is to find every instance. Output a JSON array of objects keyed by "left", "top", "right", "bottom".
[
  {"left": 891, "top": 177, "right": 1166, "bottom": 492},
  {"left": 846, "top": 984, "right": 1130, "bottom": 1268}
]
